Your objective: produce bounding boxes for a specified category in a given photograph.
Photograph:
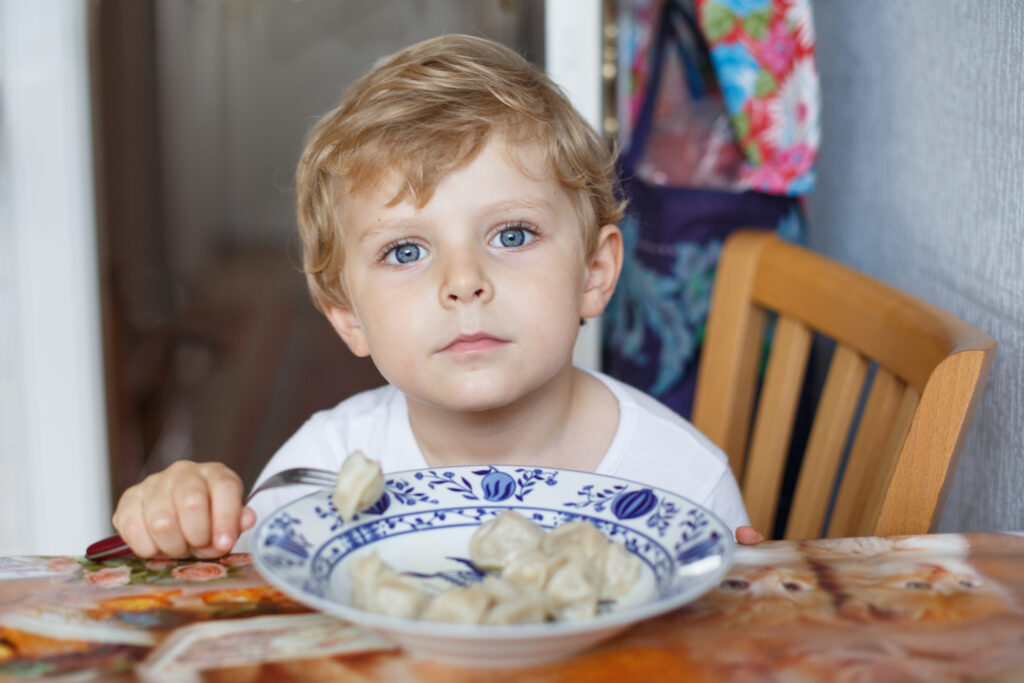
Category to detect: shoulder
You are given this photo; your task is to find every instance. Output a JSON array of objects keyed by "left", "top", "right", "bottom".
[
  {"left": 587, "top": 369, "right": 749, "bottom": 529},
  {"left": 589, "top": 368, "right": 725, "bottom": 459}
]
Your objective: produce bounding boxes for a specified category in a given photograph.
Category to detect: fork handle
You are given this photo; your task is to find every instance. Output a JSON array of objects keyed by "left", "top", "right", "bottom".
[{"left": 85, "top": 534, "right": 132, "bottom": 561}]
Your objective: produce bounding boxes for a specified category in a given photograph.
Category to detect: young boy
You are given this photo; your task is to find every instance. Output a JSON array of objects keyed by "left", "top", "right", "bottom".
[{"left": 111, "top": 34, "right": 758, "bottom": 559}]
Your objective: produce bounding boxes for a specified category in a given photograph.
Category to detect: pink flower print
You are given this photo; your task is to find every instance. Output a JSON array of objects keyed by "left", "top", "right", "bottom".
[
  {"left": 743, "top": 162, "right": 789, "bottom": 194},
  {"left": 45, "top": 557, "right": 82, "bottom": 574},
  {"left": 84, "top": 565, "right": 132, "bottom": 588},
  {"left": 171, "top": 562, "right": 227, "bottom": 582},
  {"left": 755, "top": 19, "right": 797, "bottom": 76},
  {"left": 144, "top": 559, "right": 177, "bottom": 571},
  {"left": 218, "top": 553, "right": 251, "bottom": 567},
  {"left": 773, "top": 142, "right": 816, "bottom": 178}
]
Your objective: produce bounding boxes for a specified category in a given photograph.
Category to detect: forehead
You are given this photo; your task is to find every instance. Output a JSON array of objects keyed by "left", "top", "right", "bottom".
[{"left": 345, "top": 138, "right": 573, "bottom": 223}]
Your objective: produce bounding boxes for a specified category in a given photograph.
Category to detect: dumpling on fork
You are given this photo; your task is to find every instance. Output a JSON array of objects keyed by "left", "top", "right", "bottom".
[{"left": 332, "top": 450, "right": 385, "bottom": 522}]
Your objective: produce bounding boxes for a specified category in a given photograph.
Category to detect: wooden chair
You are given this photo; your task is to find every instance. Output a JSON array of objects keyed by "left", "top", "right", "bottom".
[{"left": 692, "top": 231, "right": 996, "bottom": 539}]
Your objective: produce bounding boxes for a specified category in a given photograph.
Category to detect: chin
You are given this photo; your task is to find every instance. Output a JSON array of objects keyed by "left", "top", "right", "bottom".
[
  {"left": 432, "top": 389, "right": 516, "bottom": 413},
  {"left": 411, "top": 378, "right": 529, "bottom": 414}
]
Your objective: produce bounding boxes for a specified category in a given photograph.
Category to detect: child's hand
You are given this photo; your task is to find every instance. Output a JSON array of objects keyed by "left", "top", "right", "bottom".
[
  {"left": 735, "top": 525, "right": 764, "bottom": 545},
  {"left": 112, "top": 461, "right": 256, "bottom": 559}
]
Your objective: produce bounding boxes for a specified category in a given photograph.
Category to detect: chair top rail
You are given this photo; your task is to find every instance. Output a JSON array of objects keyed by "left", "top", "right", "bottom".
[{"left": 741, "top": 233, "right": 994, "bottom": 392}]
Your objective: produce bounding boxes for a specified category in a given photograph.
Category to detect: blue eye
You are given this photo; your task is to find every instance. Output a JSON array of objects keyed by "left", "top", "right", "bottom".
[
  {"left": 384, "top": 243, "right": 426, "bottom": 264},
  {"left": 491, "top": 226, "right": 536, "bottom": 248}
]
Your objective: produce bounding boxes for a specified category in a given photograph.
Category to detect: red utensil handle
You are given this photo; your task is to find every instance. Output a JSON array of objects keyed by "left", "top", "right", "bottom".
[{"left": 85, "top": 534, "right": 132, "bottom": 561}]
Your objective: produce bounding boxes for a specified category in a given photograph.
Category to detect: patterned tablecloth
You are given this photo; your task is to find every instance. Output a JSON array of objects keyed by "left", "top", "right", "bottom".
[{"left": 2, "top": 532, "right": 1024, "bottom": 681}]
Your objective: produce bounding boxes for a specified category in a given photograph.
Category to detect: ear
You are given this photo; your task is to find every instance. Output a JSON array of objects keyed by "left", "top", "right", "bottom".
[
  {"left": 323, "top": 304, "right": 371, "bottom": 357},
  {"left": 580, "top": 224, "right": 624, "bottom": 319}
]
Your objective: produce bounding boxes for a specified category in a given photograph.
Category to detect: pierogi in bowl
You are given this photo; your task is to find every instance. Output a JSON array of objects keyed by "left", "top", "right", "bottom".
[{"left": 252, "top": 465, "right": 735, "bottom": 667}]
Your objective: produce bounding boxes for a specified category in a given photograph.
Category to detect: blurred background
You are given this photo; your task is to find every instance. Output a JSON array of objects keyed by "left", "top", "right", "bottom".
[{"left": 2, "top": 0, "right": 1022, "bottom": 555}]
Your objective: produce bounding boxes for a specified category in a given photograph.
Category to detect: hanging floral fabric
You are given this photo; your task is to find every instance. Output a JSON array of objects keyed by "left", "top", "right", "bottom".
[
  {"left": 603, "top": 0, "right": 818, "bottom": 419},
  {"left": 695, "top": 0, "right": 819, "bottom": 195}
]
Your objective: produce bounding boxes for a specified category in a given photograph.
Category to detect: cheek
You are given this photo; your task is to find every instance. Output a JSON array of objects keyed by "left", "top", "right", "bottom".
[{"left": 505, "top": 272, "right": 584, "bottom": 341}]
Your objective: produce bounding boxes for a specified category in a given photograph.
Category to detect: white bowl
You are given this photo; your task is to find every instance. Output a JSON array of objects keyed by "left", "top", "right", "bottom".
[{"left": 252, "top": 466, "right": 734, "bottom": 667}]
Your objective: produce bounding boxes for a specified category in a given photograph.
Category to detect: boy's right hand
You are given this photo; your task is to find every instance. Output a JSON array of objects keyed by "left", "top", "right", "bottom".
[{"left": 112, "top": 461, "right": 256, "bottom": 559}]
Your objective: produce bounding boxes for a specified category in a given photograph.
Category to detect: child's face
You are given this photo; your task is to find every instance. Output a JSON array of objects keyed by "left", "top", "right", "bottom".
[{"left": 324, "top": 137, "right": 621, "bottom": 413}]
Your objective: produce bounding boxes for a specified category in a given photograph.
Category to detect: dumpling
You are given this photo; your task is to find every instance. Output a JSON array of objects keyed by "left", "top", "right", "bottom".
[
  {"left": 332, "top": 450, "right": 385, "bottom": 522},
  {"left": 544, "top": 560, "right": 600, "bottom": 621},
  {"left": 502, "top": 549, "right": 567, "bottom": 592},
  {"left": 367, "top": 574, "right": 431, "bottom": 619},
  {"left": 421, "top": 584, "right": 492, "bottom": 624},
  {"left": 347, "top": 550, "right": 393, "bottom": 610},
  {"left": 541, "top": 520, "right": 608, "bottom": 563},
  {"left": 598, "top": 540, "right": 643, "bottom": 600},
  {"left": 481, "top": 576, "right": 547, "bottom": 625},
  {"left": 347, "top": 550, "right": 429, "bottom": 618},
  {"left": 469, "top": 510, "right": 545, "bottom": 570},
  {"left": 347, "top": 513, "right": 642, "bottom": 626}
]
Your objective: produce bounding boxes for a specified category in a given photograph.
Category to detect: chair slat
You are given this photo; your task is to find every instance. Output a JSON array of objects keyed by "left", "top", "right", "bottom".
[
  {"left": 785, "top": 343, "right": 868, "bottom": 539},
  {"left": 857, "top": 384, "right": 920, "bottom": 536},
  {"left": 740, "top": 315, "right": 812, "bottom": 535},
  {"left": 827, "top": 367, "right": 906, "bottom": 537},
  {"left": 693, "top": 235, "right": 770, "bottom": 478}
]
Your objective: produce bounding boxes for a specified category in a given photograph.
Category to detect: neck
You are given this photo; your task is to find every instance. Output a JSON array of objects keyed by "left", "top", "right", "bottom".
[{"left": 405, "top": 365, "right": 611, "bottom": 470}]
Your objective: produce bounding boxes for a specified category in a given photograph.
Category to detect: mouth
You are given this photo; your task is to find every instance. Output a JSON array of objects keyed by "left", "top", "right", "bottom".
[{"left": 439, "top": 333, "right": 508, "bottom": 355}]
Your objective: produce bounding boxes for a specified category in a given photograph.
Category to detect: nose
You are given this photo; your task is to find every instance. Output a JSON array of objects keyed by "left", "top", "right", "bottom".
[{"left": 439, "top": 250, "right": 494, "bottom": 307}]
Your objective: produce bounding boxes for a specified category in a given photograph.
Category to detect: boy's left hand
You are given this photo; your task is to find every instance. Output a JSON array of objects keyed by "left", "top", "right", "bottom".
[{"left": 735, "top": 525, "right": 764, "bottom": 545}]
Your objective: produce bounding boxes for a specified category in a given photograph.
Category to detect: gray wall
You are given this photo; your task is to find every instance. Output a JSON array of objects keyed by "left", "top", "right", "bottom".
[{"left": 807, "top": 0, "right": 1024, "bottom": 532}]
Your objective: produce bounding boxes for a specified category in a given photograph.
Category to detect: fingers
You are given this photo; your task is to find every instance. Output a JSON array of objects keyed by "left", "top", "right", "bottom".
[
  {"left": 735, "top": 525, "right": 764, "bottom": 545},
  {"left": 240, "top": 506, "right": 257, "bottom": 531},
  {"left": 207, "top": 467, "right": 246, "bottom": 552},
  {"left": 112, "top": 486, "right": 159, "bottom": 558},
  {"left": 111, "top": 461, "right": 246, "bottom": 559}
]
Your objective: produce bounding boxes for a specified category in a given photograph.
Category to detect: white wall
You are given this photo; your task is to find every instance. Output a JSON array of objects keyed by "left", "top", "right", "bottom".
[
  {"left": 546, "top": 0, "right": 604, "bottom": 368},
  {"left": 0, "top": 1, "right": 111, "bottom": 555},
  {"left": 807, "top": 0, "right": 1024, "bottom": 532}
]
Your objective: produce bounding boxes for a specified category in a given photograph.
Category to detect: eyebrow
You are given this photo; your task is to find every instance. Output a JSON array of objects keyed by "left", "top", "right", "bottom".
[
  {"left": 482, "top": 197, "right": 558, "bottom": 218},
  {"left": 357, "top": 220, "right": 422, "bottom": 246},
  {"left": 356, "top": 196, "right": 559, "bottom": 245}
]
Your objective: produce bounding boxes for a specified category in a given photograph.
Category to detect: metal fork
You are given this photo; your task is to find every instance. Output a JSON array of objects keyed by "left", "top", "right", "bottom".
[{"left": 84, "top": 467, "right": 337, "bottom": 561}]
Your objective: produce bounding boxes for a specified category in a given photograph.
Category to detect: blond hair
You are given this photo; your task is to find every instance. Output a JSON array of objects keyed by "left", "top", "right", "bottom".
[{"left": 295, "top": 34, "right": 625, "bottom": 310}]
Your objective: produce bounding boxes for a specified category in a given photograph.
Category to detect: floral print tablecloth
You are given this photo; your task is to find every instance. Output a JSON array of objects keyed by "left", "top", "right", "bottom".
[{"left": 4, "top": 534, "right": 1024, "bottom": 680}]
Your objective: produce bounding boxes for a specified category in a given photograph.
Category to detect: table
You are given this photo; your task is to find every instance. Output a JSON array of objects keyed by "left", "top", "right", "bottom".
[{"left": 3, "top": 532, "right": 1024, "bottom": 681}]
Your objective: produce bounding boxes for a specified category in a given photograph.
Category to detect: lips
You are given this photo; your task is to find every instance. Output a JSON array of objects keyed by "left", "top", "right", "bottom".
[{"left": 440, "top": 333, "right": 507, "bottom": 355}]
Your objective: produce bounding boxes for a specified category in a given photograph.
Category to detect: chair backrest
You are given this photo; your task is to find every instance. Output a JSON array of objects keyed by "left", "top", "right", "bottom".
[{"left": 692, "top": 231, "right": 996, "bottom": 540}]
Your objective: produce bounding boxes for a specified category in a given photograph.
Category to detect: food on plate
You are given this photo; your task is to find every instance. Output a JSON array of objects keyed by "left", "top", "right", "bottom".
[
  {"left": 502, "top": 549, "right": 567, "bottom": 592},
  {"left": 544, "top": 559, "right": 601, "bottom": 620},
  {"left": 347, "top": 511, "right": 642, "bottom": 624},
  {"left": 481, "top": 576, "right": 547, "bottom": 624},
  {"left": 600, "top": 540, "right": 644, "bottom": 600},
  {"left": 348, "top": 551, "right": 430, "bottom": 618},
  {"left": 332, "top": 450, "right": 385, "bottom": 522},
  {"left": 541, "top": 520, "right": 608, "bottom": 563},
  {"left": 469, "top": 509, "right": 546, "bottom": 570},
  {"left": 421, "top": 584, "right": 492, "bottom": 623}
]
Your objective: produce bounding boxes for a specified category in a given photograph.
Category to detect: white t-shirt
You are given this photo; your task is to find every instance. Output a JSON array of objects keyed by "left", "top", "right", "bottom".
[{"left": 237, "top": 369, "right": 748, "bottom": 550}]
